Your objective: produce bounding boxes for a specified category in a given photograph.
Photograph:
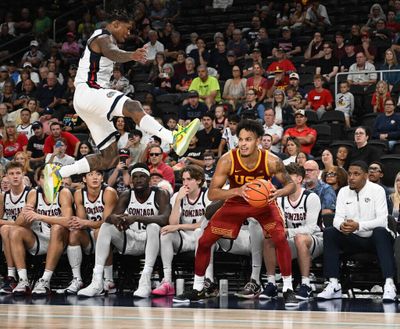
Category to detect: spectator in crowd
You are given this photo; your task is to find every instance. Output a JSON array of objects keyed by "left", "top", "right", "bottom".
[
  {"left": 367, "top": 161, "right": 393, "bottom": 214},
  {"left": 380, "top": 48, "right": 400, "bottom": 92},
  {"left": 349, "top": 126, "right": 380, "bottom": 165},
  {"left": 0, "top": 80, "right": 17, "bottom": 111},
  {"left": 372, "top": 98, "right": 400, "bottom": 151},
  {"left": 222, "top": 66, "right": 246, "bottom": 107},
  {"left": 189, "top": 38, "right": 209, "bottom": 67},
  {"left": 175, "top": 57, "right": 197, "bottom": 93},
  {"left": 321, "top": 165, "right": 348, "bottom": 195},
  {"left": 263, "top": 108, "right": 283, "bottom": 154},
  {"left": 236, "top": 88, "right": 265, "bottom": 121},
  {"left": 148, "top": 145, "right": 175, "bottom": 188},
  {"left": 110, "top": 66, "right": 133, "bottom": 95},
  {"left": 32, "top": 7, "right": 51, "bottom": 35},
  {"left": 335, "top": 145, "right": 351, "bottom": 169},
  {"left": 60, "top": 32, "right": 81, "bottom": 65},
  {"left": 0, "top": 121, "right": 28, "bottom": 159},
  {"left": 304, "top": 31, "right": 324, "bottom": 62},
  {"left": 283, "top": 137, "right": 301, "bottom": 165},
  {"left": 158, "top": 21, "right": 174, "bottom": 46},
  {"left": 36, "top": 72, "right": 64, "bottom": 115},
  {"left": 315, "top": 42, "right": 339, "bottom": 82},
  {"left": 125, "top": 129, "right": 146, "bottom": 164},
  {"left": 288, "top": 72, "right": 307, "bottom": 104},
  {"left": 203, "top": 150, "right": 216, "bottom": 187},
  {"left": 208, "top": 39, "right": 227, "bottom": 72},
  {"left": 359, "top": 31, "right": 377, "bottom": 63},
  {"left": 113, "top": 116, "right": 130, "bottom": 150},
  {"left": 246, "top": 63, "right": 267, "bottom": 102},
  {"left": 75, "top": 141, "right": 94, "bottom": 160},
  {"left": 335, "top": 81, "right": 354, "bottom": 128},
  {"left": 304, "top": 0, "right": 331, "bottom": 29},
  {"left": 273, "top": 27, "right": 302, "bottom": 58},
  {"left": 16, "top": 108, "right": 33, "bottom": 139},
  {"left": 390, "top": 172, "right": 400, "bottom": 220},
  {"left": 21, "top": 40, "right": 44, "bottom": 68},
  {"left": 271, "top": 89, "right": 294, "bottom": 126},
  {"left": 259, "top": 5, "right": 276, "bottom": 29},
  {"left": 189, "top": 65, "right": 221, "bottom": 104},
  {"left": 340, "top": 40, "right": 357, "bottom": 72},
  {"left": 227, "top": 29, "right": 249, "bottom": 64},
  {"left": 179, "top": 91, "right": 208, "bottom": 126},
  {"left": 386, "top": 10, "right": 400, "bottom": 35},
  {"left": 213, "top": 104, "right": 227, "bottom": 132},
  {"left": 173, "top": 134, "right": 204, "bottom": 168},
  {"left": 153, "top": 63, "right": 174, "bottom": 95},
  {"left": 148, "top": 52, "right": 166, "bottom": 83},
  {"left": 267, "top": 48, "right": 296, "bottom": 88},
  {"left": 164, "top": 31, "right": 185, "bottom": 62},
  {"left": 276, "top": 3, "right": 291, "bottom": 27},
  {"left": 7, "top": 60, "right": 20, "bottom": 85},
  {"left": 296, "top": 151, "right": 308, "bottom": 167},
  {"left": 243, "top": 48, "right": 264, "bottom": 77},
  {"left": 43, "top": 121, "right": 79, "bottom": 157},
  {"left": 107, "top": 148, "right": 131, "bottom": 195},
  {"left": 317, "top": 161, "right": 396, "bottom": 302},
  {"left": 321, "top": 148, "right": 335, "bottom": 173},
  {"left": 306, "top": 74, "right": 333, "bottom": 119},
  {"left": 14, "top": 80, "right": 37, "bottom": 110},
  {"left": 149, "top": 0, "right": 169, "bottom": 30},
  {"left": 45, "top": 138, "right": 76, "bottom": 167},
  {"left": 217, "top": 50, "right": 238, "bottom": 81},
  {"left": 282, "top": 110, "right": 317, "bottom": 155},
  {"left": 196, "top": 112, "right": 222, "bottom": 155},
  {"left": 366, "top": 3, "right": 386, "bottom": 28},
  {"left": 333, "top": 31, "right": 346, "bottom": 62},
  {"left": 253, "top": 28, "right": 273, "bottom": 59},
  {"left": 218, "top": 114, "right": 239, "bottom": 157},
  {"left": 15, "top": 8, "right": 33, "bottom": 35},
  {"left": 372, "top": 81, "right": 391, "bottom": 113},
  {"left": 172, "top": 51, "right": 186, "bottom": 80},
  {"left": 27, "top": 121, "right": 46, "bottom": 169},
  {"left": 185, "top": 32, "right": 198, "bottom": 55},
  {"left": 289, "top": 2, "right": 306, "bottom": 30},
  {"left": 303, "top": 159, "right": 336, "bottom": 214},
  {"left": 245, "top": 16, "right": 261, "bottom": 44},
  {"left": 145, "top": 30, "right": 165, "bottom": 64}
]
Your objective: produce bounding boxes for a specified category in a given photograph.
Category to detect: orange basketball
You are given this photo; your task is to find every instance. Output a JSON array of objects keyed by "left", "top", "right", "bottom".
[{"left": 244, "top": 179, "right": 274, "bottom": 208}]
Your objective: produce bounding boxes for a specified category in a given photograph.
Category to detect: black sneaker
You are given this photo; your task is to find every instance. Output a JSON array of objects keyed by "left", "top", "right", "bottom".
[
  {"left": 204, "top": 278, "right": 219, "bottom": 297},
  {"left": 259, "top": 282, "right": 278, "bottom": 299},
  {"left": 235, "top": 279, "right": 262, "bottom": 299},
  {"left": 172, "top": 289, "right": 206, "bottom": 303},
  {"left": 0, "top": 276, "right": 17, "bottom": 294},
  {"left": 296, "top": 284, "right": 313, "bottom": 300},
  {"left": 283, "top": 289, "right": 300, "bottom": 306}
]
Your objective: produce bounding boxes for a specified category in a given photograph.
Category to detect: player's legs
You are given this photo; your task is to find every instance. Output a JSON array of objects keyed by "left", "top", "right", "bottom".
[
  {"left": 134, "top": 223, "right": 160, "bottom": 298},
  {"left": 32, "top": 224, "right": 69, "bottom": 296},
  {"left": 9, "top": 226, "right": 37, "bottom": 295},
  {"left": 0, "top": 226, "right": 18, "bottom": 293},
  {"left": 92, "top": 228, "right": 114, "bottom": 292},
  {"left": 294, "top": 234, "right": 315, "bottom": 300}
]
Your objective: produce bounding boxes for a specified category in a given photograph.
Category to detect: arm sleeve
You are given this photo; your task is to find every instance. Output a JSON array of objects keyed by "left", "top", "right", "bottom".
[
  {"left": 358, "top": 186, "right": 388, "bottom": 232},
  {"left": 287, "top": 193, "right": 321, "bottom": 238},
  {"left": 333, "top": 188, "right": 346, "bottom": 230}
]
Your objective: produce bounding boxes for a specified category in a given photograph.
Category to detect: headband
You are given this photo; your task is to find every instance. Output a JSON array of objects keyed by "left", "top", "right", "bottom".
[{"left": 130, "top": 167, "right": 150, "bottom": 177}]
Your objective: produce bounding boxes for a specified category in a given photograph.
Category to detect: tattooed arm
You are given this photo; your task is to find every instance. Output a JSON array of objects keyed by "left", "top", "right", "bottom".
[
  {"left": 268, "top": 153, "right": 296, "bottom": 201},
  {"left": 92, "top": 34, "right": 147, "bottom": 63}
]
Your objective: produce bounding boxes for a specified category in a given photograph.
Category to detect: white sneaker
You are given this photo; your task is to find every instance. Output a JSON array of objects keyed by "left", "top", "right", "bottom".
[
  {"left": 382, "top": 283, "right": 397, "bottom": 303},
  {"left": 32, "top": 278, "right": 51, "bottom": 296},
  {"left": 133, "top": 273, "right": 151, "bottom": 298},
  {"left": 104, "top": 279, "right": 116, "bottom": 294},
  {"left": 317, "top": 282, "right": 342, "bottom": 300},
  {"left": 65, "top": 278, "right": 84, "bottom": 295},
  {"left": 77, "top": 278, "right": 104, "bottom": 297},
  {"left": 12, "top": 279, "right": 31, "bottom": 296}
]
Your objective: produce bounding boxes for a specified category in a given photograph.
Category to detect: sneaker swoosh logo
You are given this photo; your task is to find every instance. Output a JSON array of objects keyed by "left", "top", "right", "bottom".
[{"left": 334, "top": 288, "right": 341, "bottom": 293}]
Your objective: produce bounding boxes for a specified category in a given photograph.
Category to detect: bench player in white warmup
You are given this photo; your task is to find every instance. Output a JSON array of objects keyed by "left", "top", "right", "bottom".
[
  {"left": 152, "top": 165, "right": 210, "bottom": 296},
  {"left": 61, "top": 170, "right": 118, "bottom": 294},
  {"left": 78, "top": 163, "right": 171, "bottom": 297},
  {"left": 44, "top": 9, "right": 199, "bottom": 202}
]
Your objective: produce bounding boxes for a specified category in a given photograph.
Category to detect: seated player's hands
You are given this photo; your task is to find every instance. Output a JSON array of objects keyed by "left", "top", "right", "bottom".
[
  {"left": 176, "top": 185, "right": 189, "bottom": 201},
  {"left": 69, "top": 216, "right": 86, "bottom": 230},
  {"left": 340, "top": 219, "right": 359, "bottom": 234},
  {"left": 161, "top": 224, "right": 179, "bottom": 235}
]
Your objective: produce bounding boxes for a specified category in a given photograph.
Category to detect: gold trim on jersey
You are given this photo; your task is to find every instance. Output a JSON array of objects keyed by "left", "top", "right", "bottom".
[
  {"left": 237, "top": 149, "right": 262, "bottom": 172},
  {"left": 264, "top": 150, "right": 270, "bottom": 177},
  {"left": 211, "top": 226, "right": 234, "bottom": 238},
  {"left": 229, "top": 150, "right": 235, "bottom": 176}
]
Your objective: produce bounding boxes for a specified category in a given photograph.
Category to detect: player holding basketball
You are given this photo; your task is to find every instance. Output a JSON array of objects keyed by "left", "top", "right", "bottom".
[
  {"left": 43, "top": 9, "right": 199, "bottom": 202},
  {"left": 173, "top": 119, "right": 299, "bottom": 306}
]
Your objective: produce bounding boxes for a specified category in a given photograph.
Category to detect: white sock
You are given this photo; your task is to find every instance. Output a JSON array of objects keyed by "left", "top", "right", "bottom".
[
  {"left": 301, "top": 276, "right": 311, "bottom": 286},
  {"left": 139, "top": 114, "right": 173, "bottom": 144},
  {"left": 17, "top": 269, "right": 28, "bottom": 281},
  {"left": 267, "top": 275, "right": 276, "bottom": 285},
  {"left": 59, "top": 157, "right": 91, "bottom": 178},
  {"left": 104, "top": 265, "right": 113, "bottom": 281},
  {"left": 7, "top": 267, "right": 16, "bottom": 279},
  {"left": 142, "top": 266, "right": 153, "bottom": 276},
  {"left": 251, "top": 266, "right": 261, "bottom": 284},
  {"left": 385, "top": 278, "right": 395, "bottom": 286},
  {"left": 329, "top": 278, "right": 339, "bottom": 285},
  {"left": 163, "top": 268, "right": 172, "bottom": 283},
  {"left": 67, "top": 245, "right": 82, "bottom": 280},
  {"left": 193, "top": 275, "right": 205, "bottom": 291},
  {"left": 42, "top": 270, "right": 53, "bottom": 282},
  {"left": 282, "top": 275, "right": 293, "bottom": 292},
  {"left": 93, "top": 265, "right": 104, "bottom": 281}
]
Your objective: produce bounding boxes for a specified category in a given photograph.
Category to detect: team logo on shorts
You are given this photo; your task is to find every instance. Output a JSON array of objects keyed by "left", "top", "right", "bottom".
[{"left": 107, "top": 91, "right": 117, "bottom": 98}]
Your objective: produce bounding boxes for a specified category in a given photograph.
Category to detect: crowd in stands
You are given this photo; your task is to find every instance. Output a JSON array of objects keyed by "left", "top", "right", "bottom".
[{"left": 0, "top": 0, "right": 400, "bottom": 301}]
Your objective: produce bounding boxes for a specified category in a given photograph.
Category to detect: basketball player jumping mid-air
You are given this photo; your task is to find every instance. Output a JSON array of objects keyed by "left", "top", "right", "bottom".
[
  {"left": 173, "top": 119, "right": 300, "bottom": 306},
  {"left": 44, "top": 9, "right": 199, "bottom": 202}
]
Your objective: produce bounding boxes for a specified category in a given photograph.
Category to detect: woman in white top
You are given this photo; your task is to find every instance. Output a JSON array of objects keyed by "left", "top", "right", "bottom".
[
  {"left": 222, "top": 65, "right": 247, "bottom": 107},
  {"left": 283, "top": 137, "right": 301, "bottom": 165}
]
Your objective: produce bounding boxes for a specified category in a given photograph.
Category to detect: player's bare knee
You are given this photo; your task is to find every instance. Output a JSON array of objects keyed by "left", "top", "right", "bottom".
[
  {"left": 9, "top": 226, "right": 23, "bottom": 241},
  {"left": 68, "top": 230, "right": 81, "bottom": 245},
  {"left": 264, "top": 237, "right": 275, "bottom": 247},
  {"left": 51, "top": 224, "right": 68, "bottom": 238},
  {"left": 0, "top": 225, "right": 11, "bottom": 238}
]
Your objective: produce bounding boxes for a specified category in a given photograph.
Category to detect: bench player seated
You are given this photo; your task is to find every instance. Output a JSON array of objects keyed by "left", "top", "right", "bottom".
[
  {"left": 60, "top": 170, "right": 118, "bottom": 294},
  {"left": 199, "top": 200, "right": 264, "bottom": 299},
  {"left": 0, "top": 162, "right": 30, "bottom": 294},
  {"left": 10, "top": 165, "right": 74, "bottom": 296},
  {"left": 78, "top": 163, "right": 171, "bottom": 297},
  {"left": 152, "top": 165, "right": 210, "bottom": 296},
  {"left": 262, "top": 163, "right": 322, "bottom": 301}
]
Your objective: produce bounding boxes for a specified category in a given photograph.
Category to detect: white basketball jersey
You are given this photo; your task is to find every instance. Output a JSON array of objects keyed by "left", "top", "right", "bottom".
[
  {"left": 75, "top": 29, "right": 115, "bottom": 88},
  {"left": 280, "top": 188, "right": 315, "bottom": 229},
  {"left": 32, "top": 188, "right": 62, "bottom": 236},
  {"left": 171, "top": 188, "right": 209, "bottom": 225},
  {"left": 17, "top": 124, "right": 33, "bottom": 139},
  {"left": 124, "top": 188, "right": 159, "bottom": 232},
  {"left": 222, "top": 128, "right": 238, "bottom": 151},
  {"left": 3, "top": 187, "right": 30, "bottom": 221},
  {"left": 82, "top": 187, "right": 105, "bottom": 222}
]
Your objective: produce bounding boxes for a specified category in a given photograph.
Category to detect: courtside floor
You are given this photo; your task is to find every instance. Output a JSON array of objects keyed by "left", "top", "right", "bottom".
[{"left": 0, "top": 294, "right": 399, "bottom": 328}]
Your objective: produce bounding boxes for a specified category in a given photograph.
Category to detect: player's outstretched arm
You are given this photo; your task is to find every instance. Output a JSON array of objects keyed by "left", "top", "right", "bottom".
[
  {"left": 208, "top": 153, "right": 242, "bottom": 201},
  {"left": 95, "top": 35, "right": 147, "bottom": 63},
  {"left": 269, "top": 155, "right": 296, "bottom": 201}
]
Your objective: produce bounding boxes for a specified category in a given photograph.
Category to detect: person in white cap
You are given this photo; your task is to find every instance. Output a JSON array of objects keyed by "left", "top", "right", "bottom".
[{"left": 21, "top": 40, "right": 44, "bottom": 68}]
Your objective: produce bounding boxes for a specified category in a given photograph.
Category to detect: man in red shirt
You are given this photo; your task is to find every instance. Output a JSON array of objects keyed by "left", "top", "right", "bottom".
[
  {"left": 43, "top": 121, "right": 80, "bottom": 157},
  {"left": 282, "top": 110, "right": 317, "bottom": 154},
  {"left": 306, "top": 74, "right": 333, "bottom": 119},
  {"left": 148, "top": 145, "right": 175, "bottom": 188}
]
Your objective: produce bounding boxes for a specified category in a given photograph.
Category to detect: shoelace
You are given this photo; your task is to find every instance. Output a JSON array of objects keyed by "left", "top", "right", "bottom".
[{"left": 244, "top": 281, "right": 259, "bottom": 291}]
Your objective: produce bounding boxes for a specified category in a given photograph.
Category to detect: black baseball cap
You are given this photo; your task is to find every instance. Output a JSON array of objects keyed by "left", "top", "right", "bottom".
[
  {"left": 31, "top": 121, "right": 43, "bottom": 130},
  {"left": 188, "top": 90, "right": 199, "bottom": 98}
]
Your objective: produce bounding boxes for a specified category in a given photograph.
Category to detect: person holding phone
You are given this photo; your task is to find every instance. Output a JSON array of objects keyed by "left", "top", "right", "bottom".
[{"left": 45, "top": 138, "right": 75, "bottom": 167}]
